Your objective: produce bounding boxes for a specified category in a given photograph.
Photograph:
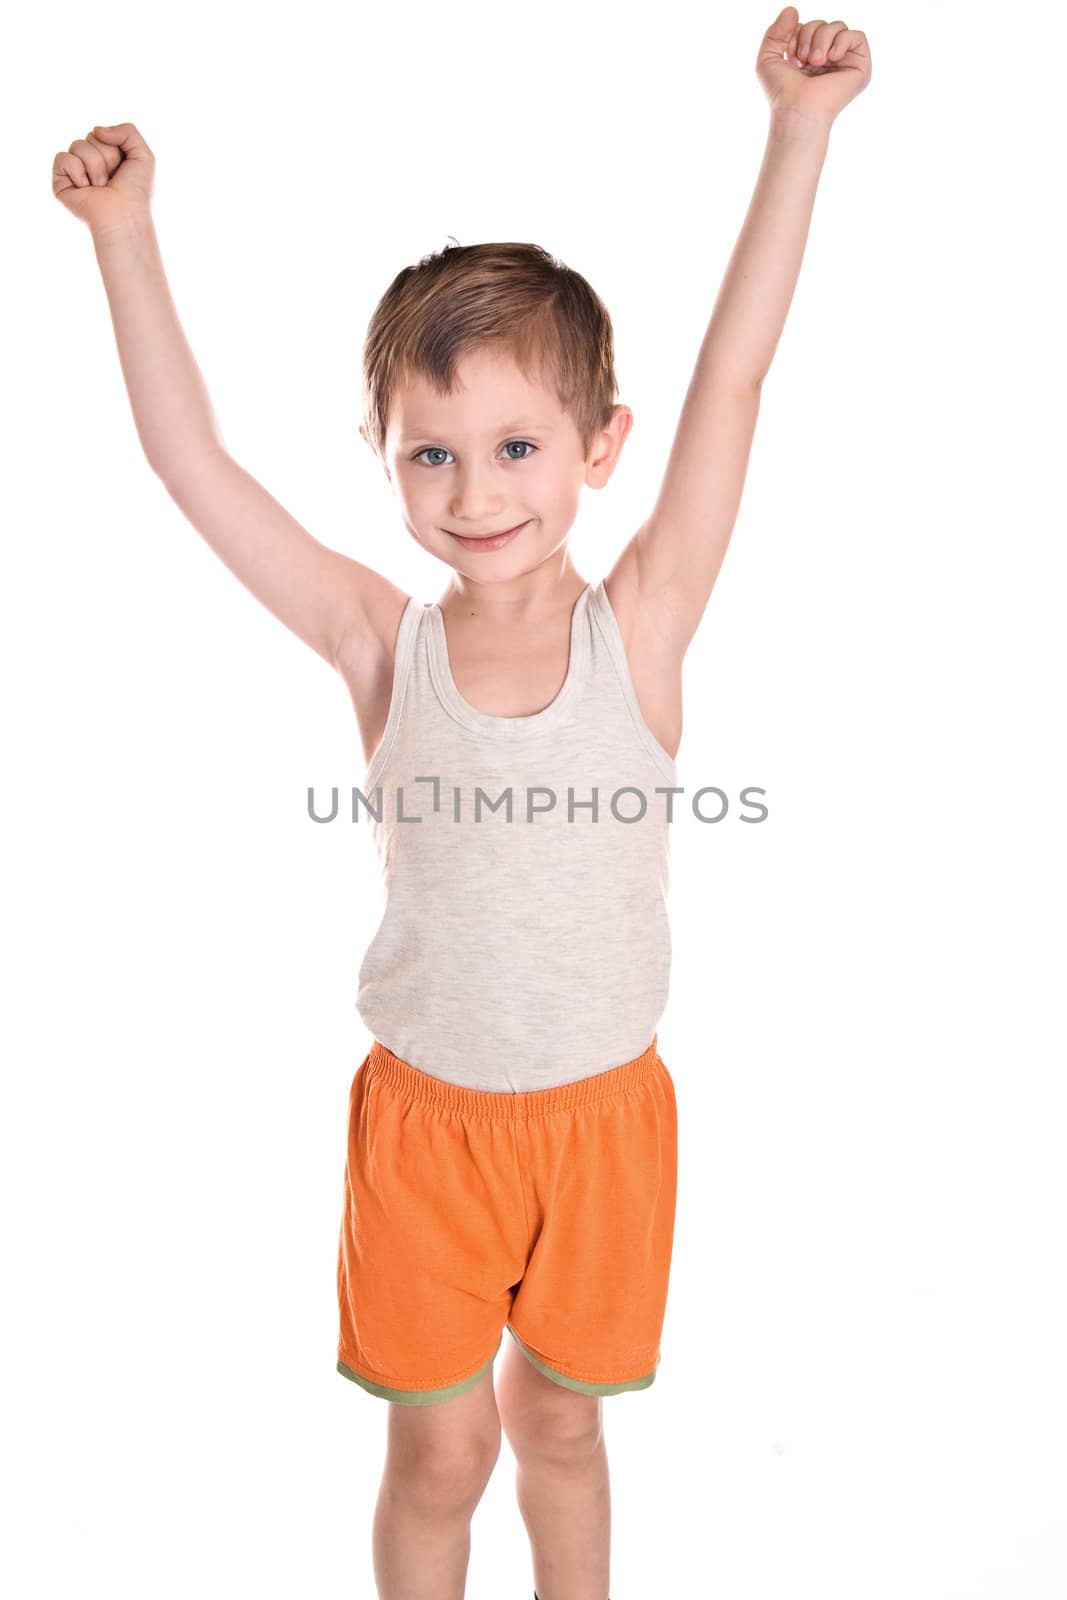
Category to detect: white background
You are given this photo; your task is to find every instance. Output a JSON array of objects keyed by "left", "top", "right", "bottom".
[{"left": 5, "top": 1, "right": 1065, "bottom": 1595}]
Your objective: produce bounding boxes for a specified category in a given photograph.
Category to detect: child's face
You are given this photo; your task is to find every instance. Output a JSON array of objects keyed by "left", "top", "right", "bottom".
[{"left": 368, "top": 346, "right": 632, "bottom": 578}]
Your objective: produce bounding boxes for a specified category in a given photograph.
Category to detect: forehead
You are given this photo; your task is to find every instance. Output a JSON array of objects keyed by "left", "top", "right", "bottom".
[{"left": 391, "top": 349, "right": 562, "bottom": 439}]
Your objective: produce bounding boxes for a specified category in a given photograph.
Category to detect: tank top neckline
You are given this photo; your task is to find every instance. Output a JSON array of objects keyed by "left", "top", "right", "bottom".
[{"left": 425, "top": 581, "right": 595, "bottom": 738}]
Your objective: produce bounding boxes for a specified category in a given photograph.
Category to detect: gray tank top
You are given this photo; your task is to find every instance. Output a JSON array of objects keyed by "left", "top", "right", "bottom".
[{"left": 354, "top": 578, "right": 678, "bottom": 1092}]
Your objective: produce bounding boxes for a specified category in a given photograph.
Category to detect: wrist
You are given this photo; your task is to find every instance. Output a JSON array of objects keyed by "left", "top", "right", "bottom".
[
  {"left": 768, "top": 104, "right": 834, "bottom": 145},
  {"left": 91, "top": 208, "right": 155, "bottom": 249}
]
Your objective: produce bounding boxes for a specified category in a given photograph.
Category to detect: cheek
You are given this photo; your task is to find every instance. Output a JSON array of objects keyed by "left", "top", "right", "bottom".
[{"left": 395, "top": 470, "right": 427, "bottom": 506}]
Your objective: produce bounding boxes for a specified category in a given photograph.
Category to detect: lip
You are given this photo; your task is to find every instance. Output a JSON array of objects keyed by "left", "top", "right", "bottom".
[{"left": 446, "top": 520, "right": 529, "bottom": 551}]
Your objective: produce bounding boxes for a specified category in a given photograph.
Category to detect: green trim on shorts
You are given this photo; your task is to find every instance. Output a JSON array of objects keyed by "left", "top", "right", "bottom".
[
  {"left": 505, "top": 1323, "right": 658, "bottom": 1395},
  {"left": 336, "top": 1335, "right": 502, "bottom": 1406}
]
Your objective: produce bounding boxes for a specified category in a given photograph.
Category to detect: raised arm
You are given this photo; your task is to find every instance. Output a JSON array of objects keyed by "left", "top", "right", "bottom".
[
  {"left": 613, "top": 9, "right": 872, "bottom": 659},
  {"left": 53, "top": 121, "right": 404, "bottom": 670}
]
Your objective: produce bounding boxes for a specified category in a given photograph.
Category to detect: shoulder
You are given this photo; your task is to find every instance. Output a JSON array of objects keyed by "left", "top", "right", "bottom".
[
  {"left": 602, "top": 543, "right": 685, "bottom": 765},
  {"left": 334, "top": 570, "right": 418, "bottom": 765},
  {"left": 336, "top": 568, "right": 417, "bottom": 683},
  {"left": 602, "top": 540, "right": 685, "bottom": 668}
]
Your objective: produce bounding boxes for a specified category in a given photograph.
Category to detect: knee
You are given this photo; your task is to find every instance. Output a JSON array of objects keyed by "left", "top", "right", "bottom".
[
  {"left": 386, "top": 1421, "right": 502, "bottom": 1515},
  {"left": 504, "top": 1395, "right": 603, "bottom": 1467}
]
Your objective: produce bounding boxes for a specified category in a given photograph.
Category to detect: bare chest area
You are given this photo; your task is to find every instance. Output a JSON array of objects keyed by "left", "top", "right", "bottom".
[
  {"left": 345, "top": 586, "right": 682, "bottom": 774},
  {"left": 441, "top": 613, "right": 574, "bottom": 719}
]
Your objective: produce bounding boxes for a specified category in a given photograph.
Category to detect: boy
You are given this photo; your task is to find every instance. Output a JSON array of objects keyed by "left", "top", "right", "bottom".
[{"left": 52, "top": 10, "right": 870, "bottom": 1597}]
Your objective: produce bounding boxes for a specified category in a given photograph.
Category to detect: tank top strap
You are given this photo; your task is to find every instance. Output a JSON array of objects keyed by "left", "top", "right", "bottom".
[
  {"left": 587, "top": 579, "right": 677, "bottom": 782},
  {"left": 363, "top": 595, "right": 426, "bottom": 796}
]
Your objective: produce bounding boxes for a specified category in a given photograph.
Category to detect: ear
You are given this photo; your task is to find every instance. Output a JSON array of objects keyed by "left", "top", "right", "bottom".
[{"left": 612, "top": 403, "right": 635, "bottom": 442}]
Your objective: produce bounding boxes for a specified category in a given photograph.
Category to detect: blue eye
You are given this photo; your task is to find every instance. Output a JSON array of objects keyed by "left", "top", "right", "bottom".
[{"left": 412, "top": 440, "right": 539, "bottom": 466}]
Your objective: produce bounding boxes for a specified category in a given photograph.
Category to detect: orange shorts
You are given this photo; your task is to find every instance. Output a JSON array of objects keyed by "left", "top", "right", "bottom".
[{"left": 336, "top": 1033, "right": 678, "bottom": 1406}]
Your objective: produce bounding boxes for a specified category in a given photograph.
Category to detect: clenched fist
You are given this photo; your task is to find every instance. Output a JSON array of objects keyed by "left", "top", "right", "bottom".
[{"left": 51, "top": 122, "right": 155, "bottom": 235}]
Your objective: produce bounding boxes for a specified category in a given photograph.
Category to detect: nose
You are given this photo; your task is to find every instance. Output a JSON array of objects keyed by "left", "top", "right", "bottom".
[{"left": 448, "top": 464, "right": 507, "bottom": 522}]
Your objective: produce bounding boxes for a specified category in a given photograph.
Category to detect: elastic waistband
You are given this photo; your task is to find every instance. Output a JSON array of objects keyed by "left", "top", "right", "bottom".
[{"left": 365, "top": 1034, "right": 661, "bottom": 1121}]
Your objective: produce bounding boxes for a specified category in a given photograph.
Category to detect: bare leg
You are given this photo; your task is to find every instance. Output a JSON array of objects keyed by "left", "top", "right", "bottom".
[
  {"left": 371, "top": 1366, "right": 502, "bottom": 1600},
  {"left": 496, "top": 1337, "right": 611, "bottom": 1600},
  {"left": 516, "top": 1434, "right": 610, "bottom": 1600}
]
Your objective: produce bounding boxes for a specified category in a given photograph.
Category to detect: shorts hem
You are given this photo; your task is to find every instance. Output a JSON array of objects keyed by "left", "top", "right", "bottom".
[
  {"left": 336, "top": 1334, "right": 502, "bottom": 1405},
  {"left": 505, "top": 1322, "right": 659, "bottom": 1396}
]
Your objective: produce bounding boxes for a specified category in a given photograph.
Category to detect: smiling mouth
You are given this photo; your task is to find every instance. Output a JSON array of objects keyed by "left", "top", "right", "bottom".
[{"left": 446, "top": 521, "right": 528, "bottom": 540}]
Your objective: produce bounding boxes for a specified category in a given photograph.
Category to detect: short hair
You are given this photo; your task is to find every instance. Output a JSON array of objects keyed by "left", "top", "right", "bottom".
[{"left": 361, "top": 239, "right": 620, "bottom": 464}]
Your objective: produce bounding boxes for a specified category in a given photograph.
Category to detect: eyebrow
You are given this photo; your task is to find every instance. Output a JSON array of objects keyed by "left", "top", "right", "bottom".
[{"left": 399, "top": 420, "right": 557, "bottom": 442}]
